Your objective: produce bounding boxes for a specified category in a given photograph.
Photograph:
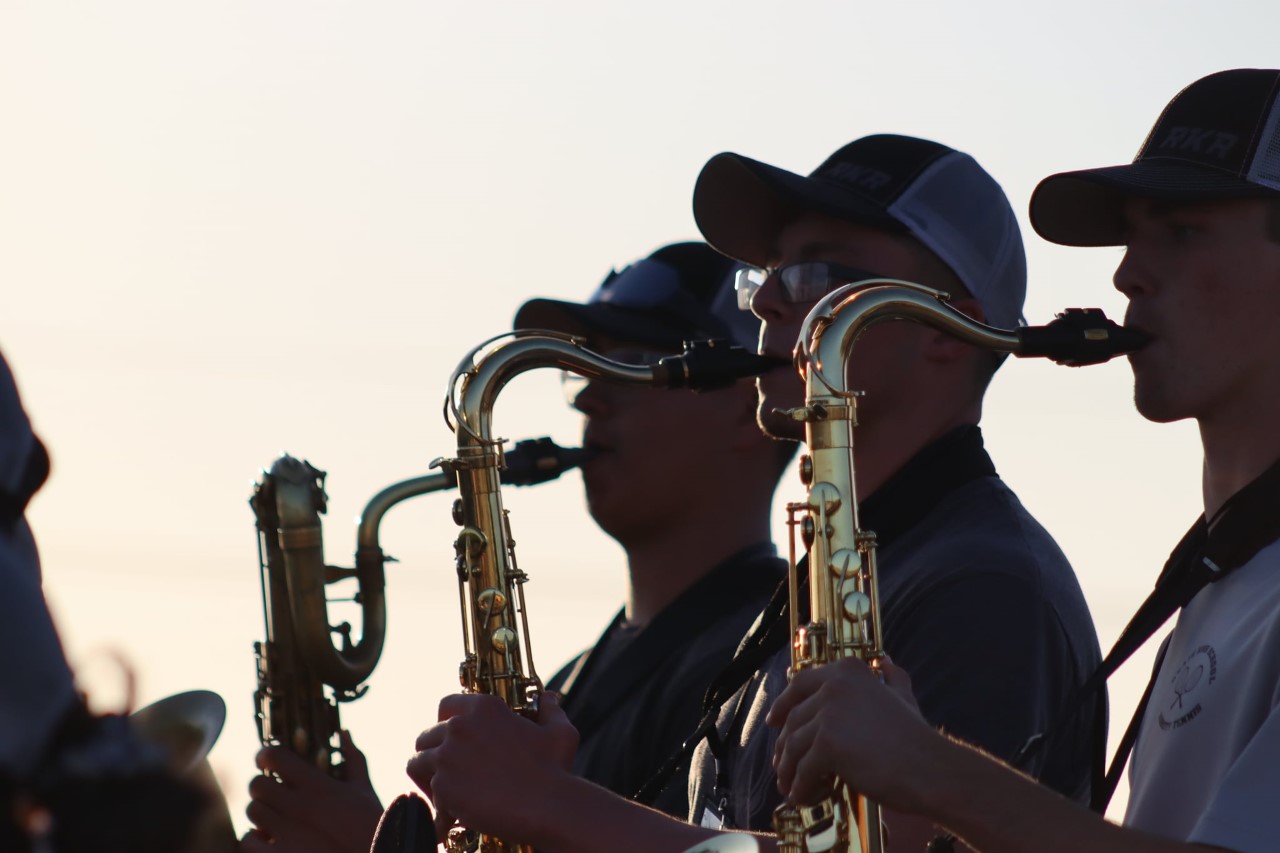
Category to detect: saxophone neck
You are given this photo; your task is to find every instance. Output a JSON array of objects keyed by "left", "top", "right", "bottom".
[
  {"left": 447, "top": 332, "right": 789, "bottom": 449},
  {"left": 800, "top": 281, "right": 1146, "bottom": 399},
  {"left": 447, "top": 332, "right": 652, "bottom": 449}
]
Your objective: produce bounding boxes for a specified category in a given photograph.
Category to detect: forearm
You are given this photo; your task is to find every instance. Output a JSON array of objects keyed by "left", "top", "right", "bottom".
[
  {"left": 525, "top": 773, "right": 768, "bottom": 853},
  {"left": 920, "top": 736, "right": 1225, "bottom": 853}
]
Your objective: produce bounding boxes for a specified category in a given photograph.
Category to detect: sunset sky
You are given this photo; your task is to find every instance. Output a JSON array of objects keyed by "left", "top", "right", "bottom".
[{"left": 3, "top": 0, "right": 1275, "bottom": 830}]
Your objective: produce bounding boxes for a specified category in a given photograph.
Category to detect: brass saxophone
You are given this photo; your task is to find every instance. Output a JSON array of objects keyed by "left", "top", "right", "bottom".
[
  {"left": 251, "top": 439, "right": 585, "bottom": 774},
  {"left": 772, "top": 280, "right": 1145, "bottom": 853},
  {"left": 437, "top": 332, "right": 782, "bottom": 853}
]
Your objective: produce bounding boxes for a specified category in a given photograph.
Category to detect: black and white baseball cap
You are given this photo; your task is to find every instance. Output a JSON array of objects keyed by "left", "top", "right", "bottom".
[
  {"left": 692, "top": 134, "right": 1027, "bottom": 330},
  {"left": 514, "top": 242, "right": 761, "bottom": 350},
  {"left": 1031, "top": 68, "right": 1280, "bottom": 247}
]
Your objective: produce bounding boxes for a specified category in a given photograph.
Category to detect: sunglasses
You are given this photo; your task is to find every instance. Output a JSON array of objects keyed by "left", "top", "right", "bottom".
[{"left": 733, "top": 262, "right": 883, "bottom": 311}]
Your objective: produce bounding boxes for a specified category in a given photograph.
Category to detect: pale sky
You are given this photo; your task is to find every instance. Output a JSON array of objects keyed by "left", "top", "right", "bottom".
[{"left": 2, "top": 0, "right": 1275, "bottom": 834}]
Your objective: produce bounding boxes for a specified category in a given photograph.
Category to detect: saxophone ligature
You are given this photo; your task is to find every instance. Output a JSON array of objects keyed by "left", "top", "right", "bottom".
[
  {"left": 436, "top": 331, "right": 783, "bottom": 852},
  {"left": 772, "top": 280, "right": 1145, "bottom": 853},
  {"left": 251, "top": 438, "right": 585, "bottom": 776}
]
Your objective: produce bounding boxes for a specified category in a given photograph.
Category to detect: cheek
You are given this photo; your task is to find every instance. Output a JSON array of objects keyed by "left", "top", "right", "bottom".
[{"left": 845, "top": 324, "right": 919, "bottom": 381}]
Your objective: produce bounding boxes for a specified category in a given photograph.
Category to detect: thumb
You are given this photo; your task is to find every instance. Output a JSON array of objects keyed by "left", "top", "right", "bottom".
[{"left": 537, "top": 691, "right": 569, "bottom": 726}]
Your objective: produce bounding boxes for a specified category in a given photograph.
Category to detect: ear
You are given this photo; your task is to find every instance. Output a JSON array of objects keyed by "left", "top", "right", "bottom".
[{"left": 922, "top": 295, "right": 985, "bottom": 365}]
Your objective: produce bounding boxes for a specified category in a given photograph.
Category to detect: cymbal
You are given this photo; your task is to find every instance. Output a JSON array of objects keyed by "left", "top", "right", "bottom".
[{"left": 131, "top": 689, "right": 226, "bottom": 775}]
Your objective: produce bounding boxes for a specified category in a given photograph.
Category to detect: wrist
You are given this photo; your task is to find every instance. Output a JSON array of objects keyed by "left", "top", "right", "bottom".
[
  {"left": 512, "top": 767, "right": 587, "bottom": 850},
  {"left": 901, "top": 730, "right": 983, "bottom": 820}
]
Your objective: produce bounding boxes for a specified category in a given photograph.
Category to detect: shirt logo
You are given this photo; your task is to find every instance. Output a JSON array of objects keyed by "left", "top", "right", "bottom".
[
  {"left": 1157, "top": 644, "right": 1216, "bottom": 730},
  {"left": 1154, "top": 127, "right": 1238, "bottom": 160}
]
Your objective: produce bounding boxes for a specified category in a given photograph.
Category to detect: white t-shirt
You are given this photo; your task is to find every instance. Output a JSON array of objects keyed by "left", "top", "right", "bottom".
[{"left": 1124, "top": 537, "right": 1280, "bottom": 853}]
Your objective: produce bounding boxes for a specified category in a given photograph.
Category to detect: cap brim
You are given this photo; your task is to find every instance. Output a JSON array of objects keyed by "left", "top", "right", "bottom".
[
  {"left": 1030, "top": 159, "right": 1279, "bottom": 247},
  {"left": 693, "top": 153, "right": 901, "bottom": 267},
  {"left": 513, "top": 299, "right": 691, "bottom": 349}
]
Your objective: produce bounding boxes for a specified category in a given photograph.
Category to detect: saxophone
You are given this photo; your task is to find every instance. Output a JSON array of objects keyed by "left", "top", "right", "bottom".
[
  {"left": 251, "top": 439, "right": 585, "bottom": 774},
  {"left": 772, "top": 280, "right": 1145, "bottom": 853},
  {"left": 437, "top": 331, "right": 782, "bottom": 853}
]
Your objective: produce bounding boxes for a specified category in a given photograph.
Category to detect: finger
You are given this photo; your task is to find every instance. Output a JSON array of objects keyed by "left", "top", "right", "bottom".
[
  {"left": 788, "top": 739, "right": 837, "bottom": 806},
  {"left": 415, "top": 722, "right": 446, "bottom": 753},
  {"left": 878, "top": 658, "right": 914, "bottom": 693},
  {"left": 238, "top": 828, "right": 273, "bottom": 853},
  {"left": 767, "top": 663, "right": 847, "bottom": 728},
  {"left": 434, "top": 808, "right": 455, "bottom": 845},
  {"left": 773, "top": 712, "right": 819, "bottom": 798},
  {"left": 405, "top": 749, "right": 435, "bottom": 798},
  {"left": 247, "top": 772, "right": 304, "bottom": 814},
  {"left": 536, "top": 691, "right": 566, "bottom": 725},
  {"left": 245, "top": 799, "right": 345, "bottom": 853},
  {"left": 257, "top": 743, "right": 320, "bottom": 781},
  {"left": 768, "top": 666, "right": 839, "bottom": 737},
  {"left": 339, "top": 729, "right": 372, "bottom": 782},
  {"left": 245, "top": 796, "right": 287, "bottom": 837},
  {"left": 438, "top": 691, "right": 491, "bottom": 722}
]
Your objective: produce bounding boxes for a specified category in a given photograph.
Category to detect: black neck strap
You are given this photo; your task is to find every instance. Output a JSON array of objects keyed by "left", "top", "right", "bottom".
[
  {"left": 1013, "top": 452, "right": 1280, "bottom": 813},
  {"left": 929, "top": 456, "right": 1280, "bottom": 853}
]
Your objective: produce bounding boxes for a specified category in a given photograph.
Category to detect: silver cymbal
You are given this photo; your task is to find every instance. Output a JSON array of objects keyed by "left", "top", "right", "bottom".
[{"left": 131, "top": 689, "right": 226, "bottom": 775}]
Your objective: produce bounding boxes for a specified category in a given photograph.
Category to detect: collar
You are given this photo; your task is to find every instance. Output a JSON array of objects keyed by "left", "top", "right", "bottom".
[{"left": 859, "top": 424, "right": 997, "bottom": 549}]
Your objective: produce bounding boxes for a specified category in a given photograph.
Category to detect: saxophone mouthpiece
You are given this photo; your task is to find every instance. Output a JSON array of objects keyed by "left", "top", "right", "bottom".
[
  {"left": 501, "top": 437, "right": 590, "bottom": 486},
  {"left": 1016, "top": 308, "right": 1150, "bottom": 367},
  {"left": 654, "top": 339, "right": 790, "bottom": 391}
]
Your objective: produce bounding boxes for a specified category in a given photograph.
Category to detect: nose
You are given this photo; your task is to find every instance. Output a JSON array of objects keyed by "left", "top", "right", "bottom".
[
  {"left": 570, "top": 378, "right": 613, "bottom": 418},
  {"left": 749, "top": 269, "right": 792, "bottom": 323},
  {"left": 1112, "top": 246, "right": 1151, "bottom": 299}
]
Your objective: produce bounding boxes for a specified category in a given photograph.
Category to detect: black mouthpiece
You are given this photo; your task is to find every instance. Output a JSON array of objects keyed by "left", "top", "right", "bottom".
[
  {"left": 653, "top": 339, "right": 789, "bottom": 391},
  {"left": 501, "top": 437, "right": 589, "bottom": 486},
  {"left": 1016, "top": 308, "right": 1149, "bottom": 367}
]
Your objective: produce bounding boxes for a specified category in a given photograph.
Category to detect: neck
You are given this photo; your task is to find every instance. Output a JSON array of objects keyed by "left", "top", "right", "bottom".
[
  {"left": 619, "top": 503, "right": 774, "bottom": 626},
  {"left": 851, "top": 405, "right": 981, "bottom": 502},
  {"left": 1199, "top": 395, "right": 1280, "bottom": 518}
]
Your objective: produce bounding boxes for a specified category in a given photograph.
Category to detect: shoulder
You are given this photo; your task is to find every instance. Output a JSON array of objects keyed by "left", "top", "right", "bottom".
[
  {"left": 546, "top": 647, "right": 592, "bottom": 694},
  {"left": 892, "top": 475, "right": 1075, "bottom": 591},
  {"left": 880, "top": 475, "right": 1099, "bottom": 661}
]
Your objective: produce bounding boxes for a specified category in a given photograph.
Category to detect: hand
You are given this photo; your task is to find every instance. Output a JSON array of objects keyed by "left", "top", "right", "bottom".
[
  {"left": 407, "top": 692, "right": 579, "bottom": 845},
  {"left": 767, "top": 657, "right": 938, "bottom": 813},
  {"left": 242, "top": 730, "right": 385, "bottom": 853}
]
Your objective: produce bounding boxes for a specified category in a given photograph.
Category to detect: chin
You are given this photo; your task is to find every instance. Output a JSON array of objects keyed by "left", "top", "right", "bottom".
[
  {"left": 757, "top": 375, "right": 804, "bottom": 441},
  {"left": 1132, "top": 389, "right": 1193, "bottom": 425}
]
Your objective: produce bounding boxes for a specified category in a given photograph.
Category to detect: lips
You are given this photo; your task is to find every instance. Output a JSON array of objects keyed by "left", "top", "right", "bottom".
[
  {"left": 1121, "top": 316, "right": 1156, "bottom": 364},
  {"left": 580, "top": 433, "right": 615, "bottom": 471},
  {"left": 758, "top": 346, "right": 795, "bottom": 370}
]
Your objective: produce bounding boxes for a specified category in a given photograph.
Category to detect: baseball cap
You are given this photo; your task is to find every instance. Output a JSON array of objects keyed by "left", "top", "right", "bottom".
[
  {"left": 1031, "top": 69, "right": 1280, "bottom": 247},
  {"left": 513, "top": 241, "right": 761, "bottom": 350},
  {"left": 692, "top": 134, "right": 1027, "bottom": 330}
]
